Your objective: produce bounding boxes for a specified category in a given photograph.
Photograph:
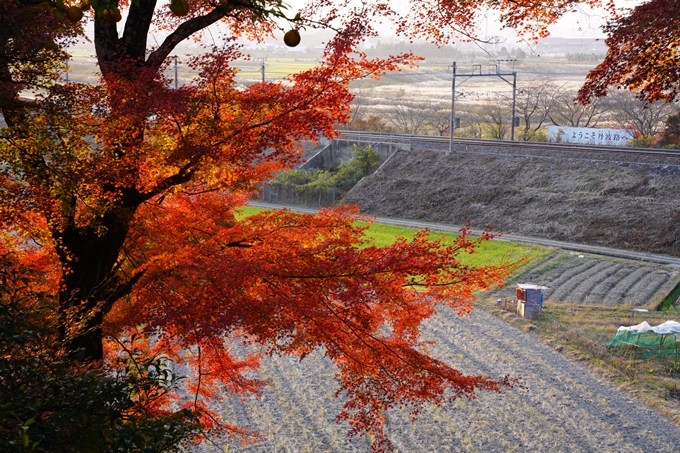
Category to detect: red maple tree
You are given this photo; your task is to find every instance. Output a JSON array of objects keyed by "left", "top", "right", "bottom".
[
  {"left": 579, "top": 0, "right": 680, "bottom": 103},
  {"left": 0, "top": 1, "right": 514, "bottom": 448},
  {"left": 5, "top": 0, "right": 662, "bottom": 449}
]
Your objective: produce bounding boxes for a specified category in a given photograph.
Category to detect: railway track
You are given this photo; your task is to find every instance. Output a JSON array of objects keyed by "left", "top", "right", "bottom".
[{"left": 336, "top": 129, "right": 680, "bottom": 158}]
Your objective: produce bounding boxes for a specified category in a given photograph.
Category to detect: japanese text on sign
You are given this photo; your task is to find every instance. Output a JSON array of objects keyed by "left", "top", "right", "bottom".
[{"left": 548, "top": 126, "right": 633, "bottom": 146}]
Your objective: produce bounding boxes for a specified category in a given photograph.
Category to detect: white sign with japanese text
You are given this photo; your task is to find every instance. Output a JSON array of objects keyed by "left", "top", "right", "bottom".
[{"left": 548, "top": 126, "right": 633, "bottom": 146}]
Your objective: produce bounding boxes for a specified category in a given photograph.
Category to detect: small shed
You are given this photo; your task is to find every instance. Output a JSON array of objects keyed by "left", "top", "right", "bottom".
[{"left": 516, "top": 284, "right": 548, "bottom": 319}]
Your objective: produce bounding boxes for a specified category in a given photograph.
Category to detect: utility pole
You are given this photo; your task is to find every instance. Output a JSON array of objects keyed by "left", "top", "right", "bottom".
[
  {"left": 174, "top": 56, "right": 178, "bottom": 89},
  {"left": 511, "top": 71, "right": 517, "bottom": 140},
  {"left": 259, "top": 58, "right": 267, "bottom": 82},
  {"left": 449, "top": 62, "right": 456, "bottom": 155},
  {"left": 496, "top": 59, "right": 518, "bottom": 141},
  {"left": 448, "top": 60, "right": 518, "bottom": 145}
]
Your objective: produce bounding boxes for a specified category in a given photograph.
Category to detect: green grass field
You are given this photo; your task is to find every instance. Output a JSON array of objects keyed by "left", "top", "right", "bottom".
[
  {"left": 65, "top": 54, "right": 320, "bottom": 84},
  {"left": 235, "top": 206, "right": 548, "bottom": 269},
  {"left": 233, "top": 58, "right": 320, "bottom": 79}
]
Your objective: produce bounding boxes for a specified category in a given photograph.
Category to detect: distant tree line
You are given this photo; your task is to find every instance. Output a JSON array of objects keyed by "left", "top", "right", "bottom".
[
  {"left": 343, "top": 83, "right": 680, "bottom": 147},
  {"left": 566, "top": 53, "right": 606, "bottom": 63},
  {"left": 364, "top": 41, "right": 483, "bottom": 61}
]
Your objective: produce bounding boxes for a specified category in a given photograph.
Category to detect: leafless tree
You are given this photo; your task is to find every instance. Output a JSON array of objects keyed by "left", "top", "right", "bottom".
[
  {"left": 465, "top": 111, "right": 485, "bottom": 138},
  {"left": 429, "top": 104, "right": 452, "bottom": 136},
  {"left": 515, "top": 81, "right": 559, "bottom": 140},
  {"left": 481, "top": 98, "right": 510, "bottom": 139},
  {"left": 452, "top": 105, "right": 485, "bottom": 139},
  {"left": 386, "top": 92, "right": 437, "bottom": 135},
  {"left": 609, "top": 90, "right": 678, "bottom": 136},
  {"left": 549, "top": 87, "right": 608, "bottom": 127},
  {"left": 345, "top": 88, "right": 373, "bottom": 130}
]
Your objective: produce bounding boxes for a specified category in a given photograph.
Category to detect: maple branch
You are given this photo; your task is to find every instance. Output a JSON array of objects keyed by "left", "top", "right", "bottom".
[
  {"left": 221, "top": 82, "right": 341, "bottom": 143},
  {"left": 147, "top": 8, "right": 229, "bottom": 69},
  {"left": 110, "top": 334, "right": 144, "bottom": 374},
  {"left": 261, "top": 277, "right": 369, "bottom": 368},
  {"left": 315, "top": 290, "right": 422, "bottom": 374},
  {"left": 263, "top": 268, "right": 443, "bottom": 388},
  {"left": 405, "top": 279, "right": 464, "bottom": 288},
  {"left": 122, "top": 0, "right": 158, "bottom": 61},
  {"left": 146, "top": 161, "right": 196, "bottom": 198},
  {"left": 183, "top": 186, "right": 221, "bottom": 196},
  {"left": 223, "top": 239, "right": 255, "bottom": 248},
  {"left": 94, "top": 13, "right": 121, "bottom": 69},
  {"left": 101, "top": 269, "right": 147, "bottom": 315},
  {"left": 281, "top": 272, "right": 361, "bottom": 279},
  {"left": 193, "top": 344, "right": 203, "bottom": 410},
  {"left": 120, "top": 239, "right": 147, "bottom": 269}
]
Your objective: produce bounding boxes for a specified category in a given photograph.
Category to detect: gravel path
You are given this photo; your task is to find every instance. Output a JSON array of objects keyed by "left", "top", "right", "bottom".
[{"left": 200, "top": 307, "right": 680, "bottom": 453}]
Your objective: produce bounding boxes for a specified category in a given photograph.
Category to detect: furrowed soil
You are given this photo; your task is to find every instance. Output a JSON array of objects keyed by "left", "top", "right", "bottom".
[
  {"left": 492, "top": 249, "right": 680, "bottom": 308},
  {"left": 203, "top": 308, "right": 680, "bottom": 453}
]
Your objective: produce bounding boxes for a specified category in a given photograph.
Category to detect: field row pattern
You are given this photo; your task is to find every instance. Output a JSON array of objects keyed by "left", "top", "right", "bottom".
[
  {"left": 196, "top": 308, "right": 680, "bottom": 453},
  {"left": 504, "top": 252, "right": 679, "bottom": 308}
]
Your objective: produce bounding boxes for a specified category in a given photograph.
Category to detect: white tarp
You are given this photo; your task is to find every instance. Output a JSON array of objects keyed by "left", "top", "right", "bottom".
[{"left": 617, "top": 320, "right": 680, "bottom": 334}]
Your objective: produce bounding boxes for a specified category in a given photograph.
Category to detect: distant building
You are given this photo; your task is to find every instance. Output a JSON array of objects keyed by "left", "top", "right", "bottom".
[{"left": 533, "top": 37, "right": 607, "bottom": 55}]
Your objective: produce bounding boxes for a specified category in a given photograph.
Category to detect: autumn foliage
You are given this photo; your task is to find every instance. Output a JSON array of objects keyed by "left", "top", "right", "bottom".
[
  {"left": 579, "top": 0, "right": 680, "bottom": 103},
  {"left": 1, "top": 0, "right": 671, "bottom": 450}
]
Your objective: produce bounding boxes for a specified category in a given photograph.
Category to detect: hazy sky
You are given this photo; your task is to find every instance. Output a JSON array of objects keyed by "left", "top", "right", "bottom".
[
  {"left": 281, "top": 0, "right": 643, "bottom": 39},
  {"left": 74, "top": 0, "right": 644, "bottom": 51},
  {"left": 528, "top": 1, "right": 641, "bottom": 38}
]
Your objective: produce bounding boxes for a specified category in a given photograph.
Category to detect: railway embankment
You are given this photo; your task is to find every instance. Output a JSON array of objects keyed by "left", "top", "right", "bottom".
[{"left": 342, "top": 144, "right": 680, "bottom": 258}]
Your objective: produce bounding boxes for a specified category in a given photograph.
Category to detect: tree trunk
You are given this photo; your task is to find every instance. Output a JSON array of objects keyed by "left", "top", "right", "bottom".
[{"left": 57, "top": 189, "right": 147, "bottom": 361}]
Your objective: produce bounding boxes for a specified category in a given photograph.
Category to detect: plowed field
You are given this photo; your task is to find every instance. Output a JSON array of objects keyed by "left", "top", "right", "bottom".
[
  {"left": 201, "top": 307, "right": 680, "bottom": 452},
  {"left": 497, "top": 250, "right": 680, "bottom": 308}
]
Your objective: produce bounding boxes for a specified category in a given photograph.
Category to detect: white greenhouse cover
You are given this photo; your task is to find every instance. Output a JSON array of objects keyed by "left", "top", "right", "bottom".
[{"left": 617, "top": 320, "right": 680, "bottom": 335}]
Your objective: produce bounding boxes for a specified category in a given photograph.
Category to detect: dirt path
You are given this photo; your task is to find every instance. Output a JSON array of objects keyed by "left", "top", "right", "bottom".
[
  {"left": 250, "top": 202, "right": 680, "bottom": 308},
  {"left": 202, "top": 307, "right": 680, "bottom": 453}
]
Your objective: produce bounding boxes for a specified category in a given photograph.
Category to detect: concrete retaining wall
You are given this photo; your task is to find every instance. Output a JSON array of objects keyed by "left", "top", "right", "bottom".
[{"left": 300, "top": 139, "right": 409, "bottom": 170}]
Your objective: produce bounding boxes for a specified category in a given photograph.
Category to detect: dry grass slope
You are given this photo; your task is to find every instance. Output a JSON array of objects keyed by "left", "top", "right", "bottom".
[{"left": 342, "top": 148, "right": 680, "bottom": 257}]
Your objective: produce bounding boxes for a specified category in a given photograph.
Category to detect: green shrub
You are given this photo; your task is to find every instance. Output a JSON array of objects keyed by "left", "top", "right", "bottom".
[
  {"left": 0, "top": 256, "right": 207, "bottom": 453},
  {"left": 521, "top": 129, "right": 548, "bottom": 142},
  {"left": 272, "top": 144, "right": 380, "bottom": 195},
  {"left": 627, "top": 135, "right": 656, "bottom": 148}
]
